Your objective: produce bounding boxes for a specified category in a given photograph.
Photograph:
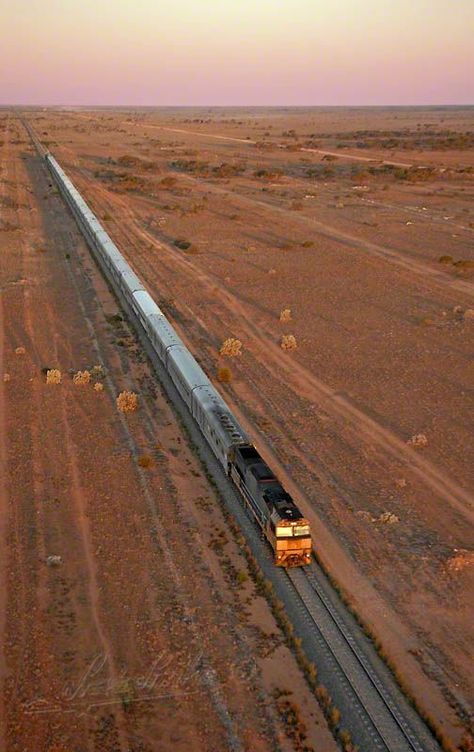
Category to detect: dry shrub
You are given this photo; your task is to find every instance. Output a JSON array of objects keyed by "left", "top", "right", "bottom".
[
  {"left": 94, "top": 382, "right": 104, "bottom": 392},
  {"left": 268, "top": 268, "right": 277, "bottom": 275},
  {"left": 378, "top": 511, "right": 399, "bottom": 524},
  {"left": 407, "top": 433, "right": 428, "bottom": 448},
  {"left": 446, "top": 549, "right": 474, "bottom": 575},
  {"left": 46, "top": 369, "right": 61, "bottom": 385},
  {"left": 90, "top": 364, "right": 106, "bottom": 379},
  {"left": 454, "top": 259, "right": 474, "bottom": 270},
  {"left": 301, "top": 240, "right": 314, "bottom": 248},
  {"left": 138, "top": 455, "right": 152, "bottom": 468},
  {"left": 3, "top": 373, "right": 11, "bottom": 382},
  {"left": 117, "top": 390, "right": 138, "bottom": 413},
  {"left": 219, "top": 338, "right": 242, "bottom": 357},
  {"left": 438, "top": 255, "right": 453, "bottom": 264},
  {"left": 217, "top": 366, "right": 232, "bottom": 383},
  {"left": 73, "top": 370, "right": 91, "bottom": 386},
  {"left": 463, "top": 308, "right": 474, "bottom": 320},
  {"left": 280, "top": 334, "right": 297, "bottom": 351},
  {"left": 160, "top": 175, "right": 177, "bottom": 188},
  {"left": 279, "top": 308, "right": 292, "bottom": 323},
  {"left": 15, "top": 346, "right": 26, "bottom": 355}
]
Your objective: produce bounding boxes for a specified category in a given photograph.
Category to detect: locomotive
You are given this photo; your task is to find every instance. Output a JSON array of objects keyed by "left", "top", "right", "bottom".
[{"left": 45, "top": 152, "right": 312, "bottom": 567}]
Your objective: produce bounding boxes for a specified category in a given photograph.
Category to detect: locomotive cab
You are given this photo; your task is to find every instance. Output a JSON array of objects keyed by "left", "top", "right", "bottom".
[{"left": 231, "top": 444, "right": 312, "bottom": 567}]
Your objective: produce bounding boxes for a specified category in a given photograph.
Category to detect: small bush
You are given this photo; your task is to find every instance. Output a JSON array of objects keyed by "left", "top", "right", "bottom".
[
  {"left": 174, "top": 238, "right": 191, "bottom": 250},
  {"left": 15, "top": 346, "right": 26, "bottom": 355},
  {"left": 219, "top": 338, "right": 242, "bottom": 357},
  {"left": 160, "top": 176, "right": 177, "bottom": 188},
  {"left": 279, "top": 308, "right": 292, "bottom": 323},
  {"left": 46, "top": 369, "right": 61, "bottom": 385},
  {"left": 438, "top": 255, "right": 453, "bottom": 264},
  {"left": 3, "top": 373, "right": 11, "bottom": 382},
  {"left": 117, "top": 390, "right": 138, "bottom": 413},
  {"left": 73, "top": 370, "right": 91, "bottom": 386},
  {"left": 301, "top": 240, "right": 314, "bottom": 248},
  {"left": 90, "top": 364, "right": 106, "bottom": 379},
  {"left": 217, "top": 366, "right": 233, "bottom": 383},
  {"left": 94, "top": 382, "right": 104, "bottom": 392},
  {"left": 138, "top": 455, "right": 152, "bottom": 468},
  {"left": 407, "top": 433, "right": 428, "bottom": 448},
  {"left": 454, "top": 259, "right": 474, "bottom": 270},
  {"left": 280, "top": 334, "right": 297, "bottom": 351}
]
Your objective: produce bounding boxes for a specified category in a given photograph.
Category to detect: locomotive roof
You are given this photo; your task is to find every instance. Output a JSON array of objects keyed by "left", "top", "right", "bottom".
[
  {"left": 250, "top": 462, "right": 276, "bottom": 482},
  {"left": 264, "top": 486, "right": 303, "bottom": 521}
]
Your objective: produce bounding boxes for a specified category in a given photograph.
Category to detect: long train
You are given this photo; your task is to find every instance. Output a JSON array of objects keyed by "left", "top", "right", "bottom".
[{"left": 44, "top": 150, "right": 312, "bottom": 567}]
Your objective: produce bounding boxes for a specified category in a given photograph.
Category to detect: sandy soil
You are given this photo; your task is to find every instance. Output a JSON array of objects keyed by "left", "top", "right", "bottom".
[
  {"left": 0, "top": 114, "right": 338, "bottom": 752},
  {"left": 20, "top": 105, "right": 474, "bottom": 746}
]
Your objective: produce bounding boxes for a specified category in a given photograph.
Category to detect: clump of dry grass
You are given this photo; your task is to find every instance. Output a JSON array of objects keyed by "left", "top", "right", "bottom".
[
  {"left": 3, "top": 373, "right": 11, "bottom": 382},
  {"left": 138, "top": 455, "right": 152, "bottom": 468},
  {"left": 280, "top": 334, "right": 297, "bottom": 351},
  {"left": 46, "top": 369, "right": 61, "bottom": 385},
  {"left": 90, "top": 364, "right": 106, "bottom": 379},
  {"left": 220, "top": 338, "right": 242, "bottom": 357},
  {"left": 438, "top": 255, "right": 453, "bottom": 264},
  {"left": 379, "top": 511, "right": 399, "bottom": 525},
  {"left": 279, "top": 308, "right": 292, "bottom": 323},
  {"left": 15, "top": 346, "right": 26, "bottom": 355},
  {"left": 463, "top": 308, "right": 474, "bottom": 320},
  {"left": 94, "top": 382, "right": 104, "bottom": 392},
  {"left": 117, "top": 390, "right": 138, "bottom": 413},
  {"left": 217, "top": 366, "right": 232, "bottom": 383},
  {"left": 407, "top": 433, "right": 428, "bottom": 448},
  {"left": 73, "top": 370, "right": 91, "bottom": 386}
]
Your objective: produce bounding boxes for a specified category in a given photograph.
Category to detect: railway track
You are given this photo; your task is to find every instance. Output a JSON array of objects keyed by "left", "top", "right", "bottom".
[
  {"left": 21, "top": 117, "right": 441, "bottom": 752},
  {"left": 288, "top": 565, "right": 433, "bottom": 751}
]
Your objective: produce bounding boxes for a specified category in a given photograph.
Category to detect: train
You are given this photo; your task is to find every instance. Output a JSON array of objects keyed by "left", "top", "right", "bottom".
[{"left": 45, "top": 151, "right": 312, "bottom": 567}]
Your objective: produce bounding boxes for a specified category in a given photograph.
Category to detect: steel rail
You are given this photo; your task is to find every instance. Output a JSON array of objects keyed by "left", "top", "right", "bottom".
[{"left": 289, "top": 565, "right": 427, "bottom": 752}]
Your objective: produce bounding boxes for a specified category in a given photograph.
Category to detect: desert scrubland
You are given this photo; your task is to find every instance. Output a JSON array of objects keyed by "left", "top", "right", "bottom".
[
  {"left": 1, "top": 105, "right": 473, "bottom": 749},
  {"left": 0, "top": 113, "right": 341, "bottom": 752}
]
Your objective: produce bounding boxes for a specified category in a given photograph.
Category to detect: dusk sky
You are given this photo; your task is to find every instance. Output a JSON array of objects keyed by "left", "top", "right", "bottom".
[{"left": 1, "top": 0, "right": 473, "bottom": 105}]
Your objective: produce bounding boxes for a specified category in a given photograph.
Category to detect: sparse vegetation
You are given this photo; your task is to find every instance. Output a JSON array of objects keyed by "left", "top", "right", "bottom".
[
  {"left": 217, "top": 366, "right": 233, "bottom": 383},
  {"left": 73, "top": 370, "right": 91, "bottom": 386},
  {"left": 117, "top": 390, "right": 138, "bottom": 413},
  {"left": 281, "top": 334, "right": 297, "bottom": 351},
  {"left": 219, "top": 338, "right": 242, "bottom": 357},
  {"left": 15, "top": 346, "right": 26, "bottom": 355},
  {"left": 407, "top": 433, "right": 428, "bottom": 448},
  {"left": 138, "top": 455, "right": 152, "bottom": 468},
  {"left": 46, "top": 369, "right": 61, "bottom": 385},
  {"left": 279, "top": 308, "right": 292, "bottom": 323},
  {"left": 173, "top": 238, "right": 191, "bottom": 250}
]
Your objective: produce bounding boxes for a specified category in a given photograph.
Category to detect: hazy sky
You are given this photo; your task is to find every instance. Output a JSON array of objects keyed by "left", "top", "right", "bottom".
[{"left": 1, "top": 0, "right": 473, "bottom": 105}]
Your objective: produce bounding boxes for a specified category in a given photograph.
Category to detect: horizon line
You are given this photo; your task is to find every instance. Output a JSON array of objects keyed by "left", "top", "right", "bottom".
[{"left": 1, "top": 102, "right": 473, "bottom": 109}]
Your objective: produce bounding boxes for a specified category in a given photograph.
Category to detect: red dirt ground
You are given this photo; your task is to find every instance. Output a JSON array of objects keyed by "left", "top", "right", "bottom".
[
  {"left": 22, "top": 105, "right": 474, "bottom": 748},
  {"left": 0, "top": 114, "right": 338, "bottom": 752}
]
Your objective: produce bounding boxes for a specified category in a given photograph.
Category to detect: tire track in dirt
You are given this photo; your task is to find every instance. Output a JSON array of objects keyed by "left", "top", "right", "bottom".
[
  {"left": 176, "top": 173, "right": 474, "bottom": 300},
  {"left": 65, "top": 174, "right": 474, "bottom": 525}
]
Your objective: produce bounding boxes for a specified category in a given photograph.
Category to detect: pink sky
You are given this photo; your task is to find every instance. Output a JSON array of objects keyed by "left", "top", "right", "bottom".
[{"left": 1, "top": 0, "right": 473, "bottom": 105}]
